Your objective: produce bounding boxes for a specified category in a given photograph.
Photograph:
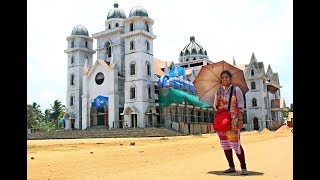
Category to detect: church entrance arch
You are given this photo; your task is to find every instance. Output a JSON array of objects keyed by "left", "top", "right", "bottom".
[
  {"left": 122, "top": 106, "right": 139, "bottom": 128},
  {"left": 146, "top": 106, "right": 157, "bottom": 127},
  {"left": 253, "top": 117, "right": 259, "bottom": 130},
  {"left": 90, "top": 95, "right": 109, "bottom": 128}
]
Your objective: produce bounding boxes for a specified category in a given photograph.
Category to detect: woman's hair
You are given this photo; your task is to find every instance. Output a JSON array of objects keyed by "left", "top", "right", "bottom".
[{"left": 220, "top": 70, "right": 232, "bottom": 78}]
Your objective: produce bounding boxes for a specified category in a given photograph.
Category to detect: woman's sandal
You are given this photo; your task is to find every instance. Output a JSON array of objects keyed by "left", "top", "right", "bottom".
[
  {"left": 223, "top": 167, "right": 236, "bottom": 173},
  {"left": 241, "top": 169, "right": 248, "bottom": 175}
]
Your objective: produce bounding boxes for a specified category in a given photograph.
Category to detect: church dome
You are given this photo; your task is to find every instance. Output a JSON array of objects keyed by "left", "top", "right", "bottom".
[
  {"left": 179, "top": 36, "right": 208, "bottom": 62},
  {"left": 129, "top": 5, "right": 148, "bottom": 17},
  {"left": 107, "top": 2, "right": 126, "bottom": 19},
  {"left": 181, "top": 36, "right": 207, "bottom": 56},
  {"left": 71, "top": 25, "right": 89, "bottom": 36}
]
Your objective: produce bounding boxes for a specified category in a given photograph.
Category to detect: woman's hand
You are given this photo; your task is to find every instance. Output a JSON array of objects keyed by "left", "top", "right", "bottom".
[{"left": 238, "top": 120, "right": 243, "bottom": 128}]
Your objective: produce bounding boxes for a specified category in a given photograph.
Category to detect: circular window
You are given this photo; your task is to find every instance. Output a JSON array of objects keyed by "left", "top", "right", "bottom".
[{"left": 95, "top": 72, "right": 104, "bottom": 85}]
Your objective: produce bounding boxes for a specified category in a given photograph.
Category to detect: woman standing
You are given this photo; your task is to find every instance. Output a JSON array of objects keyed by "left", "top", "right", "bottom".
[{"left": 213, "top": 70, "right": 248, "bottom": 175}]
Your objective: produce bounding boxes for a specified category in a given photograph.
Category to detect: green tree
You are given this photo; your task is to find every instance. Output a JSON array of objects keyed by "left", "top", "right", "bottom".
[
  {"left": 27, "top": 102, "right": 44, "bottom": 128},
  {"left": 48, "top": 100, "right": 65, "bottom": 129}
]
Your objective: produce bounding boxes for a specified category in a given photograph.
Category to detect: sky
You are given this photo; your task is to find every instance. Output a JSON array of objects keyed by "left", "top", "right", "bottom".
[{"left": 27, "top": 0, "right": 293, "bottom": 112}]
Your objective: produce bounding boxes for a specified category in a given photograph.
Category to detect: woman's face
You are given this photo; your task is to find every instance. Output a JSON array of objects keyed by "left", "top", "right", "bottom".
[{"left": 221, "top": 73, "right": 232, "bottom": 87}]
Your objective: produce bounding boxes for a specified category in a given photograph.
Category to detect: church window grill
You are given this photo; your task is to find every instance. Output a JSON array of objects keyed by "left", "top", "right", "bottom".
[
  {"left": 130, "top": 23, "right": 134, "bottom": 31},
  {"left": 130, "top": 41, "right": 135, "bottom": 50},
  {"left": 130, "top": 85, "right": 136, "bottom": 99},
  {"left": 145, "top": 22, "right": 149, "bottom": 32},
  {"left": 204, "top": 111, "right": 208, "bottom": 123},
  {"left": 146, "top": 62, "right": 151, "bottom": 76},
  {"left": 115, "top": 23, "right": 119, "bottom": 27},
  {"left": 85, "top": 41, "right": 88, "bottom": 48},
  {"left": 71, "top": 74, "right": 75, "bottom": 85},
  {"left": 71, "top": 56, "right": 74, "bottom": 64},
  {"left": 105, "top": 41, "right": 112, "bottom": 58},
  {"left": 251, "top": 81, "right": 256, "bottom": 90},
  {"left": 197, "top": 110, "right": 202, "bottom": 122},
  {"left": 146, "top": 41, "right": 150, "bottom": 51},
  {"left": 252, "top": 98, "right": 257, "bottom": 107},
  {"left": 251, "top": 69, "right": 255, "bottom": 76},
  {"left": 130, "top": 61, "right": 136, "bottom": 75},
  {"left": 71, "top": 40, "right": 75, "bottom": 48},
  {"left": 148, "top": 85, "right": 152, "bottom": 99},
  {"left": 70, "top": 96, "right": 75, "bottom": 106}
]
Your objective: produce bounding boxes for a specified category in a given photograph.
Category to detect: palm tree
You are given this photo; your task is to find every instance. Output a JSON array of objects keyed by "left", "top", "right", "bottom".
[
  {"left": 27, "top": 102, "right": 44, "bottom": 128},
  {"left": 48, "top": 100, "right": 66, "bottom": 129}
]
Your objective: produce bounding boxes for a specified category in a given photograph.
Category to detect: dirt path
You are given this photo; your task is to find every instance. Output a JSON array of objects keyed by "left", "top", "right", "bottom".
[{"left": 27, "top": 126, "right": 293, "bottom": 180}]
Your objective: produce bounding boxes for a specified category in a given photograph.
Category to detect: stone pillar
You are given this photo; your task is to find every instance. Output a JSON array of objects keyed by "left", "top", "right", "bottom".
[
  {"left": 81, "top": 94, "right": 89, "bottom": 130},
  {"left": 65, "top": 119, "right": 71, "bottom": 130}
]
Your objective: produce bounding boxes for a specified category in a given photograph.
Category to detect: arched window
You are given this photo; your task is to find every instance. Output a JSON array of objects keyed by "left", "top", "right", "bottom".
[
  {"left": 71, "top": 56, "right": 74, "bottom": 64},
  {"left": 252, "top": 98, "right": 257, "bottom": 107},
  {"left": 130, "top": 41, "right": 135, "bottom": 50},
  {"left": 115, "top": 23, "right": 119, "bottom": 27},
  {"left": 191, "top": 49, "right": 197, "bottom": 54},
  {"left": 251, "top": 81, "right": 256, "bottom": 90},
  {"left": 105, "top": 41, "right": 112, "bottom": 58},
  {"left": 85, "top": 41, "right": 88, "bottom": 48},
  {"left": 71, "top": 40, "right": 74, "bottom": 48},
  {"left": 130, "top": 85, "right": 136, "bottom": 99},
  {"left": 251, "top": 69, "right": 255, "bottom": 76},
  {"left": 145, "top": 22, "right": 149, "bottom": 32},
  {"left": 146, "top": 62, "right": 151, "bottom": 76},
  {"left": 193, "top": 57, "right": 196, "bottom": 60},
  {"left": 146, "top": 41, "right": 150, "bottom": 51},
  {"left": 71, "top": 74, "right": 75, "bottom": 85},
  {"left": 108, "top": 23, "right": 111, "bottom": 29},
  {"left": 148, "top": 85, "right": 152, "bottom": 99},
  {"left": 130, "top": 23, "right": 134, "bottom": 31},
  {"left": 70, "top": 96, "right": 74, "bottom": 106},
  {"left": 198, "top": 49, "right": 203, "bottom": 55},
  {"left": 130, "top": 61, "right": 136, "bottom": 75},
  {"left": 185, "top": 50, "right": 189, "bottom": 55},
  {"left": 180, "top": 51, "right": 183, "bottom": 57}
]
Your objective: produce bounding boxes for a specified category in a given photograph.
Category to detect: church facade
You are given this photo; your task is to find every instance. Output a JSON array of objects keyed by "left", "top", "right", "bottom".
[{"left": 64, "top": 2, "right": 287, "bottom": 132}]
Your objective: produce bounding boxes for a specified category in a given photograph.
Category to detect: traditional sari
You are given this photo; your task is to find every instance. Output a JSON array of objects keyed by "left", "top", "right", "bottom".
[{"left": 213, "top": 84, "right": 244, "bottom": 154}]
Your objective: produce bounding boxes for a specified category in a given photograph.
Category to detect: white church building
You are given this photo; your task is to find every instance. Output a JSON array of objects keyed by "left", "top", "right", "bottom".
[{"left": 63, "top": 2, "right": 287, "bottom": 132}]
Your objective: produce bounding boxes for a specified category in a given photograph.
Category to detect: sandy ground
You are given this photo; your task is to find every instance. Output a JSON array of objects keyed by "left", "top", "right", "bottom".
[{"left": 27, "top": 126, "right": 293, "bottom": 180}]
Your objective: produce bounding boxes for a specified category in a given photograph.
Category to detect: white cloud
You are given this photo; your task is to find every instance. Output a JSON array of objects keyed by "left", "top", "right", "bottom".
[{"left": 28, "top": 0, "right": 293, "bottom": 110}]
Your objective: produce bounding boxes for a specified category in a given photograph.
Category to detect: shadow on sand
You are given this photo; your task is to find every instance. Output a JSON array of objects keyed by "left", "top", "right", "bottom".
[{"left": 207, "top": 170, "right": 264, "bottom": 176}]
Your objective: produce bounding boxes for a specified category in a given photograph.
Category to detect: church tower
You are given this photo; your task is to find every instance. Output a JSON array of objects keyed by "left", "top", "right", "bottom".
[
  {"left": 121, "top": 5, "right": 157, "bottom": 128},
  {"left": 64, "top": 25, "right": 95, "bottom": 130},
  {"left": 92, "top": 2, "right": 126, "bottom": 75}
]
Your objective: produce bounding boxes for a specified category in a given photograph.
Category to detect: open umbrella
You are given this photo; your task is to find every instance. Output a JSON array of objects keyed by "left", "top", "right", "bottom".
[{"left": 193, "top": 60, "right": 249, "bottom": 105}]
